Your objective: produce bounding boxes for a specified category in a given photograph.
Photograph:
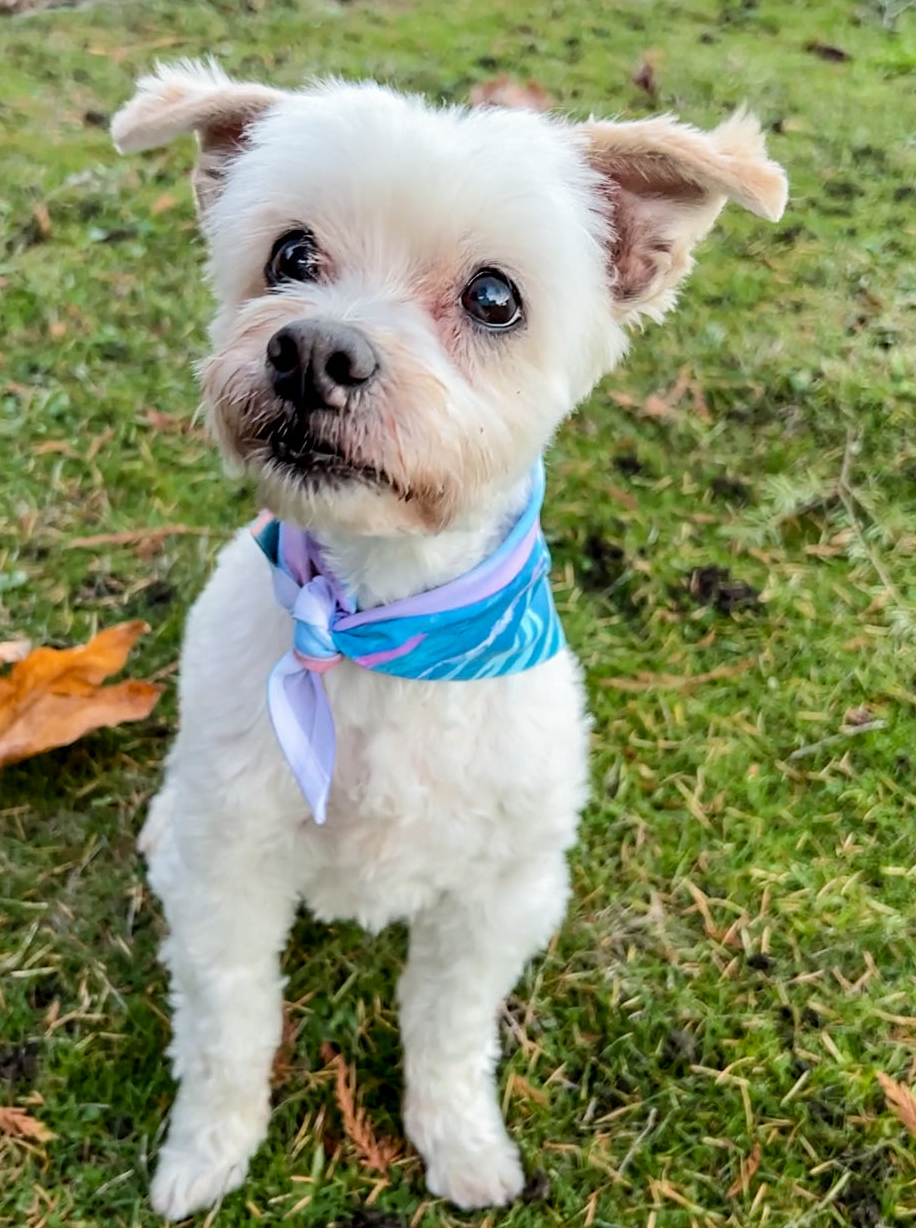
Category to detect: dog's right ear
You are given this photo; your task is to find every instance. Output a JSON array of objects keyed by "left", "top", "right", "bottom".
[{"left": 111, "top": 59, "right": 284, "bottom": 214}]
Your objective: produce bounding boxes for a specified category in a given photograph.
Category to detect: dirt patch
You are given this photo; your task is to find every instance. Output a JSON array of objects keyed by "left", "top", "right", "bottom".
[{"left": 685, "top": 566, "right": 761, "bottom": 614}]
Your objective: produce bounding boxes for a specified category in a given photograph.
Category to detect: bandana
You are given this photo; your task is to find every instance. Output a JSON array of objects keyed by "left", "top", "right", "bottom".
[{"left": 253, "top": 461, "right": 565, "bottom": 824}]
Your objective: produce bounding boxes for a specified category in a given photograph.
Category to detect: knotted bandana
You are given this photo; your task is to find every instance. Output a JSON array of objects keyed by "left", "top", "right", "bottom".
[{"left": 253, "top": 462, "right": 565, "bottom": 824}]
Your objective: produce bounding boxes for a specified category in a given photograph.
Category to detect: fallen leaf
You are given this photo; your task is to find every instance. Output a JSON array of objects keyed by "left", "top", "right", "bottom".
[
  {"left": 877, "top": 1071, "right": 916, "bottom": 1135},
  {"left": 507, "top": 1071, "right": 548, "bottom": 1106},
  {"left": 607, "top": 483, "right": 639, "bottom": 511},
  {"left": 805, "top": 542, "right": 847, "bottom": 558},
  {"left": 32, "top": 203, "right": 51, "bottom": 240},
  {"left": 469, "top": 74, "right": 553, "bottom": 111},
  {"left": 640, "top": 364, "right": 692, "bottom": 420},
  {"left": 0, "top": 1105, "right": 55, "bottom": 1143},
  {"left": 690, "top": 380, "right": 711, "bottom": 421},
  {"left": 0, "top": 621, "right": 163, "bottom": 769},
  {"left": 632, "top": 57, "right": 658, "bottom": 97},
  {"left": 0, "top": 639, "right": 31, "bottom": 665},
  {"left": 727, "top": 1142, "right": 761, "bottom": 1197},
  {"left": 606, "top": 391, "right": 640, "bottom": 409},
  {"left": 146, "top": 409, "right": 188, "bottom": 433},
  {"left": 86, "top": 428, "right": 115, "bottom": 462},
  {"left": 151, "top": 192, "right": 179, "bottom": 215},
  {"left": 320, "top": 1043, "right": 401, "bottom": 1172}
]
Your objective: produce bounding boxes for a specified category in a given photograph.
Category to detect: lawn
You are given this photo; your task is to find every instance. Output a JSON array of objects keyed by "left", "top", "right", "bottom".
[{"left": 2, "top": 0, "right": 916, "bottom": 1225}]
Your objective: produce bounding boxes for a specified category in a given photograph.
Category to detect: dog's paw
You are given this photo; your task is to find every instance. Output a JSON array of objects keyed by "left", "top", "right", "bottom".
[
  {"left": 423, "top": 1131, "right": 525, "bottom": 1210},
  {"left": 150, "top": 1118, "right": 257, "bottom": 1220}
]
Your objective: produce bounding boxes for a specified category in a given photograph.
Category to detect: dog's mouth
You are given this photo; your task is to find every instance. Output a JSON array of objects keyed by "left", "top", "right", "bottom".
[
  {"left": 252, "top": 404, "right": 396, "bottom": 494},
  {"left": 270, "top": 436, "right": 391, "bottom": 490}
]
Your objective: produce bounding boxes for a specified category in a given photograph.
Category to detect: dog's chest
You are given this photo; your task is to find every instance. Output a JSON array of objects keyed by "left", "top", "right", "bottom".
[{"left": 293, "top": 657, "right": 585, "bottom": 929}]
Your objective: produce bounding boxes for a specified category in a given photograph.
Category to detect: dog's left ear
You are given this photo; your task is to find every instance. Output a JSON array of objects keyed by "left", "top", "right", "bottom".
[
  {"left": 579, "top": 110, "right": 787, "bottom": 319},
  {"left": 111, "top": 59, "right": 284, "bottom": 214}
]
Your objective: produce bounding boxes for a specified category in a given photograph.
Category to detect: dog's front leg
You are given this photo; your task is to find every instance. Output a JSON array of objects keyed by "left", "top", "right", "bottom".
[
  {"left": 146, "top": 811, "right": 300, "bottom": 1221},
  {"left": 398, "top": 853, "right": 569, "bottom": 1210}
]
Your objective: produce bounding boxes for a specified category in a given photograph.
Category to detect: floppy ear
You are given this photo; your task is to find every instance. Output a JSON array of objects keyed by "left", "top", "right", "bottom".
[
  {"left": 111, "top": 59, "right": 284, "bottom": 214},
  {"left": 579, "top": 110, "right": 788, "bottom": 320}
]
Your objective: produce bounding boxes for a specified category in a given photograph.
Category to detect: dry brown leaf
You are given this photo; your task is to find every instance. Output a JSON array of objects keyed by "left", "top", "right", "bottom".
[
  {"left": 606, "top": 391, "right": 640, "bottom": 409},
  {"left": 151, "top": 192, "right": 179, "bottom": 215},
  {"left": 469, "top": 74, "right": 553, "bottom": 112},
  {"left": 0, "top": 1106, "right": 55, "bottom": 1143},
  {"left": 727, "top": 1142, "right": 761, "bottom": 1197},
  {"left": 146, "top": 409, "right": 190, "bottom": 433},
  {"left": 877, "top": 1071, "right": 916, "bottom": 1135},
  {"left": 0, "top": 621, "right": 163, "bottom": 769},
  {"left": 33, "top": 203, "right": 51, "bottom": 240},
  {"left": 607, "top": 484, "right": 639, "bottom": 511},
  {"left": 641, "top": 364, "right": 692, "bottom": 421},
  {"left": 632, "top": 57, "right": 658, "bottom": 98},
  {"left": 320, "top": 1043, "right": 401, "bottom": 1172},
  {"left": 690, "top": 380, "right": 711, "bottom": 422},
  {"left": 507, "top": 1072, "right": 548, "bottom": 1106},
  {"left": 0, "top": 639, "right": 31, "bottom": 665}
]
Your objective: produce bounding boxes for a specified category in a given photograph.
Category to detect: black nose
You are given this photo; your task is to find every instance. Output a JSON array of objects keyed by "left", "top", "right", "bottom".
[{"left": 267, "top": 320, "right": 379, "bottom": 410}]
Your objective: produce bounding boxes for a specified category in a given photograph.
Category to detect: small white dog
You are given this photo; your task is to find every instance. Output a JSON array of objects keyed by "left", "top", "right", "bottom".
[{"left": 112, "top": 61, "right": 786, "bottom": 1220}]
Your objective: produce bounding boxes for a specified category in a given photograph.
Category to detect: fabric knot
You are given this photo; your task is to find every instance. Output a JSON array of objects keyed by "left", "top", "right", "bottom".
[{"left": 291, "top": 575, "right": 342, "bottom": 664}]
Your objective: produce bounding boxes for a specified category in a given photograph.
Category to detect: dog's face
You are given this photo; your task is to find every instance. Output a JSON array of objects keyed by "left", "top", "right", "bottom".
[{"left": 113, "top": 62, "right": 786, "bottom": 536}]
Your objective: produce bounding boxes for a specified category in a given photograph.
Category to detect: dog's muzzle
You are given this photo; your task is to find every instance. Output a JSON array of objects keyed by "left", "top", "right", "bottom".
[{"left": 266, "top": 318, "right": 379, "bottom": 412}]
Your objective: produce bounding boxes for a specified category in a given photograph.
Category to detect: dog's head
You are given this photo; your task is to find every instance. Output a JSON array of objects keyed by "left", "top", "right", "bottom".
[{"left": 113, "top": 60, "right": 786, "bottom": 536}]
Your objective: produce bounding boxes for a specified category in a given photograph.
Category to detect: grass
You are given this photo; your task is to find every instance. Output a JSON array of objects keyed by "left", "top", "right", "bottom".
[{"left": 2, "top": 0, "right": 916, "bottom": 1224}]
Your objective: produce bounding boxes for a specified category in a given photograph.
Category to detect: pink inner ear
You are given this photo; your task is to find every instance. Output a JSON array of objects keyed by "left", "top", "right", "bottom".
[
  {"left": 201, "top": 110, "right": 258, "bottom": 155},
  {"left": 192, "top": 109, "right": 264, "bottom": 215},
  {"left": 596, "top": 166, "right": 715, "bottom": 306},
  {"left": 598, "top": 183, "right": 665, "bottom": 305}
]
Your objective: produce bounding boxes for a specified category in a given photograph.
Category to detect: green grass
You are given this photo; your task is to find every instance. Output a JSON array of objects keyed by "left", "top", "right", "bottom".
[{"left": 2, "top": 0, "right": 916, "bottom": 1224}]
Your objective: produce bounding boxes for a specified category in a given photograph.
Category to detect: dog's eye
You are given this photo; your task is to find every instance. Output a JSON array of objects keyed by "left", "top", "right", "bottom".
[
  {"left": 266, "top": 230, "right": 319, "bottom": 286},
  {"left": 460, "top": 268, "right": 522, "bottom": 330}
]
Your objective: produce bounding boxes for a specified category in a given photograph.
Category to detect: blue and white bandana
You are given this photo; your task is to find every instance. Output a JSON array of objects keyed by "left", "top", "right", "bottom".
[{"left": 254, "top": 461, "right": 565, "bottom": 823}]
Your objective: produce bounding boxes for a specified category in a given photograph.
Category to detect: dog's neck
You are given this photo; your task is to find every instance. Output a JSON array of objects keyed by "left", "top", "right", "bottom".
[{"left": 313, "top": 475, "right": 534, "bottom": 610}]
